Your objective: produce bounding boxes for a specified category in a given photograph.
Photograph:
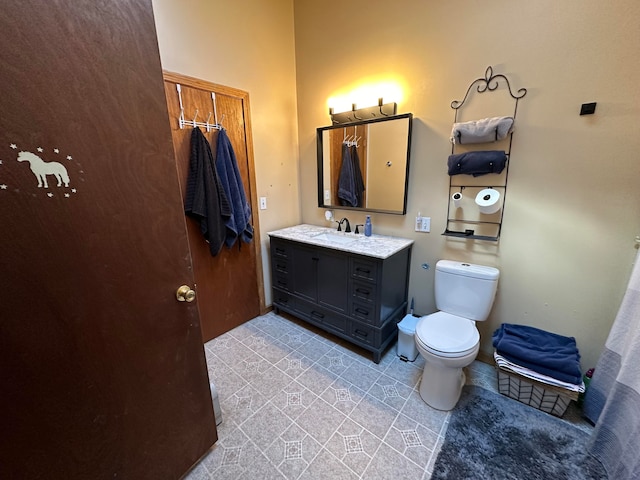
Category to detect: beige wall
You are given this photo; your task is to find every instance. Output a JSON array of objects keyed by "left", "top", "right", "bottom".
[
  {"left": 294, "top": 0, "right": 640, "bottom": 369},
  {"left": 151, "top": 0, "right": 640, "bottom": 370},
  {"left": 151, "top": 0, "right": 301, "bottom": 299}
]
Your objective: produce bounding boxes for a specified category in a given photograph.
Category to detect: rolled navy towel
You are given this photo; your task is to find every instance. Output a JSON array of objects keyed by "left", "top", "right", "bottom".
[
  {"left": 451, "top": 116, "right": 514, "bottom": 144},
  {"left": 447, "top": 150, "right": 507, "bottom": 177}
]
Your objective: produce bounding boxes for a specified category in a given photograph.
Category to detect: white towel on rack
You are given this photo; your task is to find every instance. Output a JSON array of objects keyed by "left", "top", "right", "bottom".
[{"left": 450, "top": 116, "right": 514, "bottom": 144}]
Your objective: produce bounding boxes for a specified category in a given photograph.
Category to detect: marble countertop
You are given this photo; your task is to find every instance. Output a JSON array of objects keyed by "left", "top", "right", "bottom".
[{"left": 267, "top": 224, "right": 414, "bottom": 259}]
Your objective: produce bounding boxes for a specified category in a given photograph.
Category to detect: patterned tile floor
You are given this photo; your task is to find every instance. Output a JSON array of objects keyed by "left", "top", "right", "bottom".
[{"left": 185, "top": 312, "right": 592, "bottom": 479}]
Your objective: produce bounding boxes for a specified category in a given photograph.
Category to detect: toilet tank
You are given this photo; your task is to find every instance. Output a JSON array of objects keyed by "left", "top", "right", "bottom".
[{"left": 434, "top": 260, "right": 500, "bottom": 321}]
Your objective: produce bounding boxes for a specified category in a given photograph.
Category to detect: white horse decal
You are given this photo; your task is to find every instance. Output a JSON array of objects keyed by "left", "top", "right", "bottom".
[{"left": 17, "top": 151, "right": 70, "bottom": 188}]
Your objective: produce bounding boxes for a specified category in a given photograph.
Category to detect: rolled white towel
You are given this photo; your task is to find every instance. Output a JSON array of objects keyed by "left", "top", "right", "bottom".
[{"left": 450, "top": 116, "right": 514, "bottom": 144}]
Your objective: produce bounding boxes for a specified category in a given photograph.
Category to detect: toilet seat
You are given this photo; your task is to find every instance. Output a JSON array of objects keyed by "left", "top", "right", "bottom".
[{"left": 415, "top": 312, "right": 479, "bottom": 358}]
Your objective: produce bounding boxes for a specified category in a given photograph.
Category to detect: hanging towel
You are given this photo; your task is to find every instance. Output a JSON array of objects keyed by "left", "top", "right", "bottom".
[
  {"left": 184, "top": 127, "right": 231, "bottom": 257},
  {"left": 351, "top": 144, "right": 365, "bottom": 207},
  {"left": 492, "top": 323, "right": 583, "bottom": 385},
  {"left": 338, "top": 143, "right": 358, "bottom": 207},
  {"left": 447, "top": 150, "right": 507, "bottom": 177},
  {"left": 215, "top": 128, "right": 253, "bottom": 248},
  {"left": 450, "top": 116, "right": 514, "bottom": 144}
]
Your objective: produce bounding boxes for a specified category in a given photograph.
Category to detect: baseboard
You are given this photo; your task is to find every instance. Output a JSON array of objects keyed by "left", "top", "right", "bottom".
[{"left": 477, "top": 350, "right": 495, "bottom": 366}]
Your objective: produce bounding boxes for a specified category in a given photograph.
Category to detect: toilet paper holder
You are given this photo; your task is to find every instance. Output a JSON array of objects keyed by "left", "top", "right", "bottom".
[{"left": 443, "top": 65, "right": 528, "bottom": 242}]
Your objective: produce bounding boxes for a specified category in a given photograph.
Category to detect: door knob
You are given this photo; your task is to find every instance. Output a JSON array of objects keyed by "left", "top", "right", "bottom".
[{"left": 176, "top": 285, "right": 196, "bottom": 302}]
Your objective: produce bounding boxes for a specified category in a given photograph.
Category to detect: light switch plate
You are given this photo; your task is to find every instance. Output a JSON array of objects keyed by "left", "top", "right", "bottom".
[
  {"left": 259, "top": 197, "right": 267, "bottom": 210},
  {"left": 415, "top": 215, "right": 430, "bottom": 233}
]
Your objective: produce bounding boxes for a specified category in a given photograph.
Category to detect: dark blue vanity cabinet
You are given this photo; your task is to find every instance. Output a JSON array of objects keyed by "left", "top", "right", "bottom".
[{"left": 270, "top": 236, "right": 411, "bottom": 363}]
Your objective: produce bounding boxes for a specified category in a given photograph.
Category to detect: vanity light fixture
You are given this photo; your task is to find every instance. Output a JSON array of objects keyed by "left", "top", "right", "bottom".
[{"left": 329, "top": 98, "right": 397, "bottom": 125}]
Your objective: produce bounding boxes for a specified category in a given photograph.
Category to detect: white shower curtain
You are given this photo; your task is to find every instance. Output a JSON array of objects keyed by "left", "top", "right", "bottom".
[{"left": 584, "top": 248, "right": 640, "bottom": 479}]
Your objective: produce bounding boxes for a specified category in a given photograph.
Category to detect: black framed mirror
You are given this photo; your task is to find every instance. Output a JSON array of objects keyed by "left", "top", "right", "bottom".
[{"left": 316, "top": 113, "right": 413, "bottom": 215}]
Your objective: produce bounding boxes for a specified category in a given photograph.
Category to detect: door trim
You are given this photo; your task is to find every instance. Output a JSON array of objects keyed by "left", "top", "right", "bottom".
[{"left": 163, "top": 70, "right": 266, "bottom": 316}]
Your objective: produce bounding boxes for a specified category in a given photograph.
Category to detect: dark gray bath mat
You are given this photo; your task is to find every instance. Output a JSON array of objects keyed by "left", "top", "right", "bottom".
[{"left": 431, "top": 385, "right": 607, "bottom": 479}]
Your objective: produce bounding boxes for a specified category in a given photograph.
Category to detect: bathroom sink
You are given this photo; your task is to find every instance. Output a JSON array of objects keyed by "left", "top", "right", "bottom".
[{"left": 311, "top": 232, "right": 359, "bottom": 245}]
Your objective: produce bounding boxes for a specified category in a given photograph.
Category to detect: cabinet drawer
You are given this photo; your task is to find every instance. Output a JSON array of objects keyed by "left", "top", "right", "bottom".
[
  {"left": 351, "top": 258, "right": 377, "bottom": 283},
  {"left": 322, "top": 312, "right": 347, "bottom": 333},
  {"left": 296, "top": 301, "right": 346, "bottom": 333},
  {"left": 272, "top": 257, "right": 290, "bottom": 276},
  {"left": 273, "top": 289, "right": 295, "bottom": 309},
  {"left": 271, "top": 241, "right": 291, "bottom": 260},
  {"left": 273, "top": 274, "right": 291, "bottom": 292},
  {"left": 349, "top": 317, "right": 399, "bottom": 348},
  {"left": 350, "top": 301, "right": 376, "bottom": 325},
  {"left": 351, "top": 281, "right": 376, "bottom": 304},
  {"left": 349, "top": 322, "right": 376, "bottom": 347}
]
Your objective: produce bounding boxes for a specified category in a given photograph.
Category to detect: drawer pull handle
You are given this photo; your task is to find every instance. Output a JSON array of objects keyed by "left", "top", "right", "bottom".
[
  {"left": 277, "top": 279, "right": 287, "bottom": 287},
  {"left": 356, "top": 267, "right": 371, "bottom": 274},
  {"left": 276, "top": 264, "right": 287, "bottom": 272},
  {"left": 275, "top": 248, "right": 286, "bottom": 255},
  {"left": 311, "top": 311, "right": 325, "bottom": 319},
  {"left": 355, "top": 308, "right": 369, "bottom": 315},
  {"left": 278, "top": 298, "right": 289, "bottom": 304},
  {"left": 355, "top": 288, "right": 370, "bottom": 295},
  {"left": 355, "top": 329, "right": 368, "bottom": 337}
]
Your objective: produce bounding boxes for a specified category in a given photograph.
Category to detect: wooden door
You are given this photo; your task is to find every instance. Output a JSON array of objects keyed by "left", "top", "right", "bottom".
[
  {"left": 163, "top": 73, "right": 264, "bottom": 342},
  {"left": 0, "top": 2, "right": 216, "bottom": 479}
]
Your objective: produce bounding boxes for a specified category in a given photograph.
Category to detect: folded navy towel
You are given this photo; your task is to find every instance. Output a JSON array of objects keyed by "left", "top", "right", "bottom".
[
  {"left": 492, "top": 323, "right": 582, "bottom": 385},
  {"left": 447, "top": 150, "right": 507, "bottom": 177},
  {"left": 451, "top": 116, "right": 514, "bottom": 144}
]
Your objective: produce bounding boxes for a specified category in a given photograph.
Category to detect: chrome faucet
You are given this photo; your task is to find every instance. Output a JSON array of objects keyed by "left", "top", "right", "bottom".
[{"left": 337, "top": 217, "right": 351, "bottom": 233}]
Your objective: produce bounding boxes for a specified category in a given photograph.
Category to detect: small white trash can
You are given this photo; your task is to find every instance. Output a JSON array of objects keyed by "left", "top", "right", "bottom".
[
  {"left": 210, "top": 382, "right": 223, "bottom": 426},
  {"left": 397, "top": 314, "right": 420, "bottom": 362}
]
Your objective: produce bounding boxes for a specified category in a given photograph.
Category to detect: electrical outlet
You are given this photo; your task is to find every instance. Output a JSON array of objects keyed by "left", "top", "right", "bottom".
[{"left": 259, "top": 197, "right": 267, "bottom": 210}]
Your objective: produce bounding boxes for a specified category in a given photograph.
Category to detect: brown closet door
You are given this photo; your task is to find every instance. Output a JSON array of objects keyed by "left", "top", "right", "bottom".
[
  {"left": 0, "top": 2, "right": 216, "bottom": 479},
  {"left": 163, "top": 74, "right": 264, "bottom": 342}
]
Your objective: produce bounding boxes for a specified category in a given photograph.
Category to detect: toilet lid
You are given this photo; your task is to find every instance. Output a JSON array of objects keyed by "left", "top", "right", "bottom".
[{"left": 415, "top": 312, "right": 479, "bottom": 355}]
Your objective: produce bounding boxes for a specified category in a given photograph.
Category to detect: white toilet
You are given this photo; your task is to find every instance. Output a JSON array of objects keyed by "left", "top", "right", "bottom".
[{"left": 414, "top": 260, "right": 499, "bottom": 410}]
